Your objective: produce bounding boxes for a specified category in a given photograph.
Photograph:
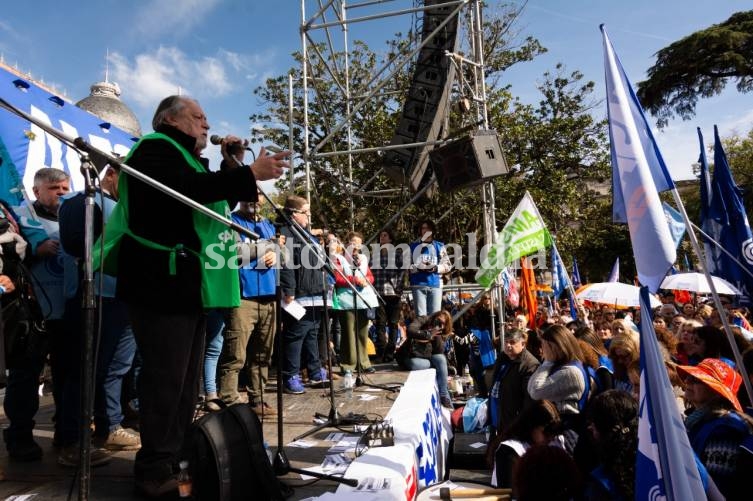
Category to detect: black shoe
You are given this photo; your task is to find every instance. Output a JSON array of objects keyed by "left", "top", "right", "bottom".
[
  {"left": 440, "top": 396, "right": 453, "bottom": 409},
  {"left": 7, "top": 439, "right": 43, "bottom": 462},
  {"left": 363, "top": 366, "right": 377, "bottom": 374},
  {"left": 57, "top": 444, "right": 111, "bottom": 467},
  {"left": 135, "top": 475, "right": 179, "bottom": 498}
]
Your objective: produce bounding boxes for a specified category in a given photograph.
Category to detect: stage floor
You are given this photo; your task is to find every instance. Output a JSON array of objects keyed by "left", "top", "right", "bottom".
[{"left": 0, "top": 361, "right": 489, "bottom": 500}]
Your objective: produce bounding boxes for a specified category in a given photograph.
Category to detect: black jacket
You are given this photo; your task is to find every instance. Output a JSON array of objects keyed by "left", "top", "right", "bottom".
[
  {"left": 492, "top": 349, "right": 540, "bottom": 434},
  {"left": 116, "top": 126, "right": 258, "bottom": 313},
  {"left": 277, "top": 221, "right": 325, "bottom": 299}
]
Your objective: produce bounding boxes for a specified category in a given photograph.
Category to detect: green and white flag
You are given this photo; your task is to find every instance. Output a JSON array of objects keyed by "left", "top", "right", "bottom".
[{"left": 475, "top": 191, "right": 552, "bottom": 288}]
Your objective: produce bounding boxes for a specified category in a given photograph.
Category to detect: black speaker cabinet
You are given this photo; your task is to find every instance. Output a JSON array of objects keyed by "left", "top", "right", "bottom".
[{"left": 430, "top": 130, "right": 508, "bottom": 192}]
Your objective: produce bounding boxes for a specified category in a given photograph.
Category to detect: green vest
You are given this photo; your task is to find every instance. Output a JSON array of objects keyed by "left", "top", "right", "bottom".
[{"left": 93, "top": 132, "right": 240, "bottom": 308}]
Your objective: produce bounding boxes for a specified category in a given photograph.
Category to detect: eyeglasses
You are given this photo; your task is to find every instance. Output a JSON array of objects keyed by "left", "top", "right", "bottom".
[{"left": 292, "top": 209, "right": 311, "bottom": 215}]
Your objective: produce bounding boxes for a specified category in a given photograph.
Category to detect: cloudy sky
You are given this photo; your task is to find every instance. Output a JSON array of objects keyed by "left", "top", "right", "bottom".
[{"left": 0, "top": 0, "right": 750, "bottom": 180}]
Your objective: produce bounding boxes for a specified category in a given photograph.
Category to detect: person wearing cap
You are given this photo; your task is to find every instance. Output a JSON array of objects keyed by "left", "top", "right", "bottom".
[{"left": 677, "top": 358, "right": 753, "bottom": 499}]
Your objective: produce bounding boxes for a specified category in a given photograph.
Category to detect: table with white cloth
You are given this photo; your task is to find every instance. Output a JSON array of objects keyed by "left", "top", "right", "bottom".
[{"left": 310, "top": 369, "right": 453, "bottom": 500}]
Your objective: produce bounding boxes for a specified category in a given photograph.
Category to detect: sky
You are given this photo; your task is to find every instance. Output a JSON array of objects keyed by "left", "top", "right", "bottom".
[{"left": 0, "top": 0, "right": 750, "bottom": 182}]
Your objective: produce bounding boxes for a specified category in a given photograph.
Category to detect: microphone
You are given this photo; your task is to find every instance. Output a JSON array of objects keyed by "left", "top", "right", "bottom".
[{"left": 209, "top": 135, "right": 252, "bottom": 152}]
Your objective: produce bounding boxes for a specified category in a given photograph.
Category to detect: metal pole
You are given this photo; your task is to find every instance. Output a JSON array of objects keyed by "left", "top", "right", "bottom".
[
  {"left": 342, "top": 0, "right": 355, "bottom": 231},
  {"left": 288, "top": 74, "right": 295, "bottom": 191},
  {"left": 670, "top": 189, "right": 753, "bottom": 405},
  {"left": 301, "top": 0, "right": 312, "bottom": 204}
]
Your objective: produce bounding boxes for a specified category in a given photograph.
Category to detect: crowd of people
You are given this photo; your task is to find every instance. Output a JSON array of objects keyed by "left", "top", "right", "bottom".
[
  {"left": 1, "top": 93, "right": 752, "bottom": 500},
  {"left": 478, "top": 294, "right": 753, "bottom": 500}
]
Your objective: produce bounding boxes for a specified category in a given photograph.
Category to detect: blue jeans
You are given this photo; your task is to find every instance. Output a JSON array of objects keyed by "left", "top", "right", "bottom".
[
  {"left": 94, "top": 298, "right": 137, "bottom": 434},
  {"left": 412, "top": 286, "right": 443, "bottom": 316},
  {"left": 400, "top": 354, "right": 450, "bottom": 399},
  {"left": 203, "top": 309, "right": 225, "bottom": 395},
  {"left": 282, "top": 306, "right": 323, "bottom": 378}
]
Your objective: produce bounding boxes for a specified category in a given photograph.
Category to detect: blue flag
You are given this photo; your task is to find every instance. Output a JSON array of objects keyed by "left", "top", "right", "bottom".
[
  {"left": 705, "top": 125, "right": 753, "bottom": 304},
  {"left": 602, "top": 26, "right": 676, "bottom": 293},
  {"left": 636, "top": 286, "right": 706, "bottom": 500},
  {"left": 662, "top": 202, "right": 686, "bottom": 249},
  {"left": 551, "top": 244, "right": 568, "bottom": 300},
  {"left": 683, "top": 253, "right": 692, "bottom": 272},
  {"left": 698, "top": 128, "right": 724, "bottom": 277},
  {"left": 607, "top": 257, "right": 620, "bottom": 282},
  {"left": 571, "top": 257, "right": 581, "bottom": 289}
]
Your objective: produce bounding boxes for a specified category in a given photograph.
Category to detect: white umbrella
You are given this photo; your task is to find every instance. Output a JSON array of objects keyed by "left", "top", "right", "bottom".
[
  {"left": 575, "top": 282, "right": 661, "bottom": 308},
  {"left": 660, "top": 272, "right": 741, "bottom": 295}
]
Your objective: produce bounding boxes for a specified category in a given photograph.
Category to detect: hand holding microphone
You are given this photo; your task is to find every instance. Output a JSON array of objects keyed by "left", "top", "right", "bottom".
[{"left": 211, "top": 134, "right": 290, "bottom": 181}]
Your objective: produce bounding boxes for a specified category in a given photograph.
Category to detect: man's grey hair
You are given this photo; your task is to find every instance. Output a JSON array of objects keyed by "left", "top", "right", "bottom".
[
  {"left": 33, "top": 167, "right": 70, "bottom": 186},
  {"left": 151, "top": 95, "right": 192, "bottom": 131}
]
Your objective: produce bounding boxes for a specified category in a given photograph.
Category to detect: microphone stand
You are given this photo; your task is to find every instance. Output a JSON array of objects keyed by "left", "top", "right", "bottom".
[
  {"left": 251, "top": 185, "right": 358, "bottom": 487},
  {"left": 78, "top": 154, "right": 98, "bottom": 500},
  {"left": 0, "top": 97, "right": 262, "bottom": 500},
  {"left": 348, "top": 257, "right": 399, "bottom": 393}
]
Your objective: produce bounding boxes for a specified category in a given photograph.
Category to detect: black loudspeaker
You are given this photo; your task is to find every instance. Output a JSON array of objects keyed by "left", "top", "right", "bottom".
[
  {"left": 430, "top": 130, "right": 509, "bottom": 193},
  {"left": 383, "top": 0, "right": 459, "bottom": 190}
]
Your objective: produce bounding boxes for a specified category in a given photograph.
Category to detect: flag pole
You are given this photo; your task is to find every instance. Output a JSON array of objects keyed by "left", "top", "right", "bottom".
[
  {"left": 553, "top": 243, "right": 584, "bottom": 319},
  {"left": 690, "top": 221, "right": 753, "bottom": 281},
  {"left": 669, "top": 189, "right": 753, "bottom": 404}
]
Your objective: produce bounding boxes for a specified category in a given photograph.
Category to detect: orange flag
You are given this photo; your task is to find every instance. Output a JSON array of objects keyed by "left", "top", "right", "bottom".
[{"left": 520, "top": 257, "right": 538, "bottom": 329}]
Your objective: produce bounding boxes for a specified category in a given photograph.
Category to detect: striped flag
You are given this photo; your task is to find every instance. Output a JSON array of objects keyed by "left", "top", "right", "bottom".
[
  {"left": 636, "top": 286, "right": 706, "bottom": 500},
  {"left": 602, "top": 25, "right": 676, "bottom": 293}
]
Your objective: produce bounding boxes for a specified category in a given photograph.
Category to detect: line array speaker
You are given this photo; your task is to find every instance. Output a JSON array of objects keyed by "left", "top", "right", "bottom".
[{"left": 382, "top": 0, "right": 459, "bottom": 191}]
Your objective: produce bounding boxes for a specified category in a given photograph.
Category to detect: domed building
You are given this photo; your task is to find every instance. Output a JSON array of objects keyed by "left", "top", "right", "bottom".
[{"left": 76, "top": 80, "right": 142, "bottom": 137}]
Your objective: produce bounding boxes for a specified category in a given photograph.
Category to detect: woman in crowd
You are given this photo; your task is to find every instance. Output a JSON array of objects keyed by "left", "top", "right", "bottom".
[
  {"left": 608, "top": 334, "right": 640, "bottom": 395},
  {"left": 681, "top": 301, "right": 697, "bottom": 320},
  {"left": 333, "top": 231, "right": 377, "bottom": 375},
  {"left": 595, "top": 321, "right": 613, "bottom": 347},
  {"left": 574, "top": 327, "right": 613, "bottom": 397},
  {"left": 675, "top": 319, "right": 704, "bottom": 364},
  {"left": 396, "top": 310, "right": 454, "bottom": 408},
  {"left": 527, "top": 325, "right": 587, "bottom": 430},
  {"left": 582, "top": 390, "right": 638, "bottom": 501},
  {"left": 681, "top": 325, "right": 729, "bottom": 367},
  {"left": 677, "top": 358, "right": 753, "bottom": 500},
  {"left": 611, "top": 318, "right": 636, "bottom": 343},
  {"left": 487, "top": 400, "right": 575, "bottom": 493}
]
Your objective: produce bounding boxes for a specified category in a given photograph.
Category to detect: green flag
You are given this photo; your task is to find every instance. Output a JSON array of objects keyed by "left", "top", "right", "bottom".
[{"left": 475, "top": 191, "right": 552, "bottom": 288}]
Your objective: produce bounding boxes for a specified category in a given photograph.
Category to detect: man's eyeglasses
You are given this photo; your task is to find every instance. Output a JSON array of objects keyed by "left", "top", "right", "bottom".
[{"left": 292, "top": 209, "right": 310, "bottom": 215}]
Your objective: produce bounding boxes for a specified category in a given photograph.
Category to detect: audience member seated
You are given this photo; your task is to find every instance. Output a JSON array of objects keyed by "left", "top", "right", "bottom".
[{"left": 396, "top": 310, "right": 454, "bottom": 408}]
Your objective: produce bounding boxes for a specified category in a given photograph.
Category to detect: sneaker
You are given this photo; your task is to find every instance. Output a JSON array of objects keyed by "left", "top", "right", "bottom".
[
  {"left": 57, "top": 445, "right": 111, "bottom": 467},
  {"left": 440, "top": 396, "right": 453, "bottom": 409},
  {"left": 362, "top": 366, "right": 377, "bottom": 374},
  {"left": 284, "top": 375, "right": 305, "bottom": 394},
  {"left": 309, "top": 368, "right": 330, "bottom": 387},
  {"left": 6, "top": 439, "right": 43, "bottom": 462},
  {"left": 104, "top": 425, "right": 141, "bottom": 451},
  {"left": 250, "top": 401, "right": 278, "bottom": 418},
  {"left": 204, "top": 399, "right": 223, "bottom": 412},
  {"left": 135, "top": 475, "right": 179, "bottom": 498}
]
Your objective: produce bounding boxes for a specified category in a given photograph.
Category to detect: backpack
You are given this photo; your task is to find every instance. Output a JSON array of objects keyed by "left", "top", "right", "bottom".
[{"left": 185, "top": 402, "right": 285, "bottom": 500}]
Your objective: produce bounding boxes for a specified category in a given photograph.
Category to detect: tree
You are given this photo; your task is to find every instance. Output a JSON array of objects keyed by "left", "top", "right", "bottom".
[
  {"left": 636, "top": 11, "right": 753, "bottom": 128},
  {"left": 251, "top": 5, "right": 614, "bottom": 281}
]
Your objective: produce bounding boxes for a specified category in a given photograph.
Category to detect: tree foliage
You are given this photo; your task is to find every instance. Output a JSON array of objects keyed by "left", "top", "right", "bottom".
[
  {"left": 250, "top": 4, "right": 617, "bottom": 281},
  {"left": 636, "top": 10, "right": 753, "bottom": 128}
]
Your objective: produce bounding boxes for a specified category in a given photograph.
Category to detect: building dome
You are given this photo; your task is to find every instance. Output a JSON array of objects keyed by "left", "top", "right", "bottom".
[{"left": 76, "top": 81, "right": 142, "bottom": 137}]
